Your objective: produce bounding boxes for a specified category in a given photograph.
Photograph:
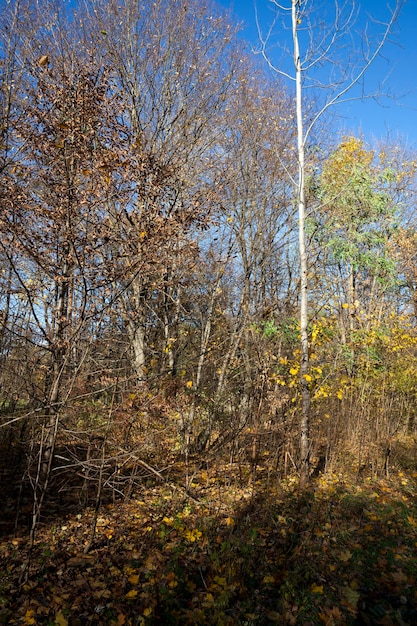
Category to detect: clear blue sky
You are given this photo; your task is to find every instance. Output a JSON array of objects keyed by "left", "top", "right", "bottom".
[{"left": 217, "top": 0, "right": 417, "bottom": 147}]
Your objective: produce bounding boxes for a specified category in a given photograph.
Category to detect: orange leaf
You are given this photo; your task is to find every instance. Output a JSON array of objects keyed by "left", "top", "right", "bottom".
[{"left": 128, "top": 574, "right": 139, "bottom": 585}]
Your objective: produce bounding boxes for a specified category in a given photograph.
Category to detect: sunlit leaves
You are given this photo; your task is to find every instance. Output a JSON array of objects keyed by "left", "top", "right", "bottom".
[{"left": 184, "top": 528, "right": 202, "bottom": 542}]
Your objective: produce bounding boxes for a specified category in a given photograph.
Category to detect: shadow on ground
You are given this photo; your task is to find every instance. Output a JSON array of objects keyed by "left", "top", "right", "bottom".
[{"left": 1, "top": 468, "right": 417, "bottom": 625}]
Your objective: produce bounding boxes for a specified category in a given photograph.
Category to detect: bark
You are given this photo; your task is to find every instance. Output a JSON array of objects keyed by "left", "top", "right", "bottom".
[
  {"left": 129, "top": 321, "right": 146, "bottom": 382},
  {"left": 292, "top": 0, "right": 310, "bottom": 489}
]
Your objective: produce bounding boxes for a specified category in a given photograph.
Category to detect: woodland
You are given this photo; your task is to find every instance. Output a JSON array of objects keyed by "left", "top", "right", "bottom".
[{"left": 0, "top": 0, "right": 417, "bottom": 624}]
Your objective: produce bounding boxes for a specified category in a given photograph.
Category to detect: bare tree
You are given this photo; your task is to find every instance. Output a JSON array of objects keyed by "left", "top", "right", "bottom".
[{"left": 80, "top": 0, "right": 244, "bottom": 383}]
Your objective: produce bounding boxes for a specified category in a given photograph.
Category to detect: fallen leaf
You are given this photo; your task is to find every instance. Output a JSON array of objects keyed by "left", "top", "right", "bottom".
[
  {"left": 66, "top": 555, "right": 95, "bottom": 568},
  {"left": 391, "top": 569, "right": 408, "bottom": 584},
  {"left": 262, "top": 575, "right": 275, "bottom": 584},
  {"left": 341, "top": 585, "right": 360, "bottom": 612},
  {"left": 23, "top": 610, "right": 36, "bottom": 625},
  {"left": 266, "top": 611, "right": 281, "bottom": 621},
  {"left": 128, "top": 574, "right": 140, "bottom": 585},
  {"left": 54, "top": 611, "right": 68, "bottom": 626}
]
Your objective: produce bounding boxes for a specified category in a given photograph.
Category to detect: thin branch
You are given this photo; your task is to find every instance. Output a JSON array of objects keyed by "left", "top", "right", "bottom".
[{"left": 304, "top": 2, "right": 402, "bottom": 144}]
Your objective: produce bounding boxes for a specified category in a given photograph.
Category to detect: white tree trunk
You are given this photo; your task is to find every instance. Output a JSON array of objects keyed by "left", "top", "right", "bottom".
[{"left": 292, "top": 0, "right": 311, "bottom": 488}]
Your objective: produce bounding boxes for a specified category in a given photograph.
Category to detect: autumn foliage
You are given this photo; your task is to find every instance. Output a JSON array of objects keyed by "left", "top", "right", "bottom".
[{"left": 0, "top": 0, "right": 417, "bottom": 624}]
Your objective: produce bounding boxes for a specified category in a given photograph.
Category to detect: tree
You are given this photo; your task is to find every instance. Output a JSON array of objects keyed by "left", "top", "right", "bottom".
[
  {"left": 82, "top": 0, "right": 243, "bottom": 383},
  {"left": 2, "top": 35, "right": 123, "bottom": 560},
  {"left": 258, "top": 0, "right": 403, "bottom": 487},
  {"left": 0, "top": 0, "right": 272, "bottom": 537},
  {"left": 318, "top": 137, "right": 399, "bottom": 343}
]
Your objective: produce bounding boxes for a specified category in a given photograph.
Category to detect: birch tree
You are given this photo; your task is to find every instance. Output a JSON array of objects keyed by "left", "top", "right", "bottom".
[{"left": 258, "top": 0, "right": 403, "bottom": 487}]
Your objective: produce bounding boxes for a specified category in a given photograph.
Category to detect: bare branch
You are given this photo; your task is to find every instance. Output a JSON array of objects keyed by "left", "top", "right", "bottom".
[{"left": 304, "top": 2, "right": 402, "bottom": 144}]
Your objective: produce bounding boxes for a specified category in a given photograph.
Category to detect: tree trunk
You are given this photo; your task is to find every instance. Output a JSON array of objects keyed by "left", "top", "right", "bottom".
[
  {"left": 292, "top": 0, "right": 310, "bottom": 489},
  {"left": 129, "top": 319, "right": 146, "bottom": 382}
]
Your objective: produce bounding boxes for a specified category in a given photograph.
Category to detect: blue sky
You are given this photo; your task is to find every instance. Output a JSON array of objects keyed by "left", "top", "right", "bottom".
[{"left": 217, "top": 0, "right": 417, "bottom": 147}]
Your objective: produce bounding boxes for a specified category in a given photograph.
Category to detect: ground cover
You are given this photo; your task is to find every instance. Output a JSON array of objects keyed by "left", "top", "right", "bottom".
[{"left": 1, "top": 462, "right": 417, "bottom": 625}]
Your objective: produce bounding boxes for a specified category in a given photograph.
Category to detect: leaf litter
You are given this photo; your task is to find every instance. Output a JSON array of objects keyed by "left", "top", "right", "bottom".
[{"left": 1, "top": 466, "right": 417, "bottom": 625}]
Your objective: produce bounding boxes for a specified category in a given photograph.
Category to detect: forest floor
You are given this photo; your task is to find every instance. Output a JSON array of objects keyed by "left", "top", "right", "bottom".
[{"left": 1, "top": 455, "right": 417, "bottom": 625}]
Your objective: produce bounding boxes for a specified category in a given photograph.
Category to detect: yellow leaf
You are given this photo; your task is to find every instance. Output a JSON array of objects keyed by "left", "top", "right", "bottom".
[
  {"left": 23, "top": 610, "right": 36, "bottom": 625},
  {"left": 125, "top": 590, "right": 138, "bottom": 599},
  {"left": 311, "top": 584, "right": 324, "bottom": 594},
  {"left": 116, "top": 615, "right": 126, "bottom": 626},
  {"left": 143, "top": 607, "right": 153, "bottom": 617},
  {"left": 339, "top": 550, "right": 352, "bottom": 562},
  {"left": 262, "top": 575, "right": 275, "bottom": 584},
  {"left": 303, "top": 374, "right": 312, "bottom": 382},
  {"left": 225, "top": 517, "right": 235, "bottom": 526},
  {"left": 54, "top": 611, "right": 68, "bottom": 626},
  {"left": 128, "top": 574, "right": 140, "bottom": 585},
  {"left": 186, "top": 380, "right": 193, "bottom": 388},
  {"left": 184, "top": 528, "right": 202, "bottom": 542}
]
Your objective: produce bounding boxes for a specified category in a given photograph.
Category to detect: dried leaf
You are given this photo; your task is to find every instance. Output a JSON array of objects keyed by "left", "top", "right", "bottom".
[
  {"left": 341, "top": 585, "right": 360, "bottom": 612},
  {"left": 54, "top": 611, "right": 68, "bottom": 626},
  {"left": 338, "top": 550, "right": 352, "bottom": 562}
]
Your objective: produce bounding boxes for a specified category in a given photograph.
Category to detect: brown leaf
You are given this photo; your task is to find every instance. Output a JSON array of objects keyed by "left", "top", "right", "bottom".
[
  {"left": 391, "top": 569, "right": 408, "bottom": 584},
  {"left": 66, "top": 555, "right": 95, "bottom": 568}
]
